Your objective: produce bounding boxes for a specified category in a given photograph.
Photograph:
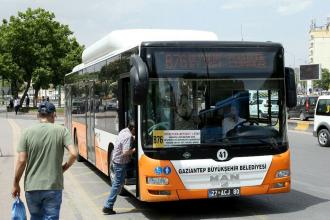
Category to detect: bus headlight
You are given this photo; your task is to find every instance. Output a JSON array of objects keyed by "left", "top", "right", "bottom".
[
  {"left": 147, "top": 177, "right": 169, "bottom": 185},
  {"left": 276, "top": 170, "right": 290, "bottom": 178}
]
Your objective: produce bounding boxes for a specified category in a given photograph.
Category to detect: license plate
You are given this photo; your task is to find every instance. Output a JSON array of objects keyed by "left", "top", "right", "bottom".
[{"left": 208, "top": 187, "right": 240, "bottom": 198}]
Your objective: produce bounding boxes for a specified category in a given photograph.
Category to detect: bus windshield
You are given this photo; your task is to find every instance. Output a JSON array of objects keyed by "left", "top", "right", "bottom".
[{"left": 143, "top": 78, "right": 286, "bottom": 149}]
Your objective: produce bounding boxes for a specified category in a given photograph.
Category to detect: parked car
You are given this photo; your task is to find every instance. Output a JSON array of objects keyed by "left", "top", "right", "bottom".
[
  {"left": 106, "top": 99, "right": 118, "bottom": 110},
  {"left": 287, "top": 95, "right": 318, "bottom": 120},
  {"left": 249, "top": 98, "right": 279, "bottom": 118},
  {"left": 313, "top": 95, "right": 330, "bottom": 147},
  {"left": 72, "top": 100, "right": 84, "bottom": 114}
]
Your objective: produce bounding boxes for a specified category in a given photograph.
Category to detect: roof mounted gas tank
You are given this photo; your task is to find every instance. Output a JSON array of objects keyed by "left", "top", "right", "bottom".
[{"left": 82, "top": 29, "right": 218, "bottom": 64}]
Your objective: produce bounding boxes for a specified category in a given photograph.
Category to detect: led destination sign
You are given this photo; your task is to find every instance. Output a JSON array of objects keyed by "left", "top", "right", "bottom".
[
  {"left": 164, "top": 52, "right": 268, "bottom": 70},
  {"left": 154, "top": 50, "right": 276, "bottom": 76}
]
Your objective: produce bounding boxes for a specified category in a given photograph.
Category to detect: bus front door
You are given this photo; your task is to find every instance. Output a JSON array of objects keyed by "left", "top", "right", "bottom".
[{"left": 119, "top": 77, "right": 137, "bottom": 195}]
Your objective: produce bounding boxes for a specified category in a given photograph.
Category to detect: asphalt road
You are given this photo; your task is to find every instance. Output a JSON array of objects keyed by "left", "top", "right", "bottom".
[{"left": 1, "top": 117, "right": 329, "bottom": 220}]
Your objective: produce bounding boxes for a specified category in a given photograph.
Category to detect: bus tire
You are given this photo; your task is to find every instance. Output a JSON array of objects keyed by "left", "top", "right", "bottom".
[
  {"left": 318, "top": 129, "right": 330, "bottom": 147},
  {"left": 74, "top": 131, "right": 84, "bottom": 162}
]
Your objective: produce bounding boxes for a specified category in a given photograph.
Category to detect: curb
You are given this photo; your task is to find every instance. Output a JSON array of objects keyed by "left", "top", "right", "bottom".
[{"left": 288, "top": 120, "right": 313, "bottom": 132}]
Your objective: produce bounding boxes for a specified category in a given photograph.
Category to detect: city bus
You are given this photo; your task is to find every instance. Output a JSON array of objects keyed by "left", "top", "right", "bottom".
[{"left": 64, "top": 29, "right": 297, "bottom": 202}]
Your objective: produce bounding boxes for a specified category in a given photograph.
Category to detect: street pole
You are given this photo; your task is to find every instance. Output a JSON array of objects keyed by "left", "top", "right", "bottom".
[
  {"left": 307, "top": 80, "right": 313, "bottom": 94},
  {"left": 58, "top": 85, "right": 61, "bottom": 108},
  {"left": 1, "top": 76, "right": 4, "bottom": 105}
]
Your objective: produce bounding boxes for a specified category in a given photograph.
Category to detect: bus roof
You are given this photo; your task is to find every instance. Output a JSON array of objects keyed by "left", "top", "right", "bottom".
[
  {"left": 68, "top": 30, "right": 283, "bottom": 75},
  {"left": 81, "top": 29, "right": 218, "bottom": 64},
  {"left": 141, "top": 41, "right": 283, "bottom": 48}
]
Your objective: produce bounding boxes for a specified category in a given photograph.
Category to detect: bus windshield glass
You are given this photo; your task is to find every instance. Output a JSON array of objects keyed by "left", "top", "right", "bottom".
[{"left": 143, "top": 80, "right": 286, "bottom": 149}]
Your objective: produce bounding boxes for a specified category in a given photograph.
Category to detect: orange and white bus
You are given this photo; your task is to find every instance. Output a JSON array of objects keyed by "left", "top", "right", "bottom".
[{"left": 64, "top": 29, "right": 297, "bottom": 202}]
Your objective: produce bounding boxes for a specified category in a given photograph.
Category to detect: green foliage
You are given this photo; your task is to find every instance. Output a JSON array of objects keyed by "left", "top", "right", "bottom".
[
  {"left": 0, "top": 53, "right": 22, "bottom": 81},
  {"left": 0, "top": 8, "right": 83, "bottom": 104},
  {"left": 313, "top": 68, "right": 330, "bottom": 90},
  {"left": 32, "top": 67, "right": 52, "bottom": 89}
]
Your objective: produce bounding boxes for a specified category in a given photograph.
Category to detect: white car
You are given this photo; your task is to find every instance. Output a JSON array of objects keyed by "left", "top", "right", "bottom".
[
  {"left": 249, "top": 99, "right": 279, "bottom": 118},
  {"left": 313, "top": 95, "right": 330, "bottom": 147}
]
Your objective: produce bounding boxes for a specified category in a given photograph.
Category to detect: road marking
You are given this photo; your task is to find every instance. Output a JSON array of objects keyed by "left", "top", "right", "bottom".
[
  {"left": 8, "top": 119, "right": 27, "bottom": 209},
  {"left": 295, "top": 122, "right": 310, "bottom": 130}
]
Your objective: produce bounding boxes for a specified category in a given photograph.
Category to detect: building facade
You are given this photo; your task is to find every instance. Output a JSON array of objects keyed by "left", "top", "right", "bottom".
[{"left": 309, "top": 18, "right": 330, "bottom": 70}]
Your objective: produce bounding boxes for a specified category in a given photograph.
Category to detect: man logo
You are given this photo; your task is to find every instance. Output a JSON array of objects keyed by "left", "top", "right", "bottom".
[
  {"left": 183, "top": 152, "right": 191, "bottom": 159},
  {"left": 210, "top": 174, "right": 240, "bottom": 187},
  {"left": 217, "top": 149, "right": 228, "bottom": 161}
]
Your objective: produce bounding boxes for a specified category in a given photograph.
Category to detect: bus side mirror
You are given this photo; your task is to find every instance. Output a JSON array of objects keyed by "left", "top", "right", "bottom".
[
  {"left": 130, "top": 55, "right": 149, "bottom": 105},
  {"left": 285, "top": 67, "right": 297, "bottom": 108}
]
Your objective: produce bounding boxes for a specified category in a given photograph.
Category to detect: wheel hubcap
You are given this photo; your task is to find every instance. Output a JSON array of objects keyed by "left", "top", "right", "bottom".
[{"left": 319, "top": 132, "right": 328, "bottom": 145}]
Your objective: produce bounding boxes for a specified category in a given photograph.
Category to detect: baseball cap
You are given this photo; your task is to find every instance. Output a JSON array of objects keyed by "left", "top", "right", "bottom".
[{"left": 38, "top": 101, "right": 56, "bottom": 113}]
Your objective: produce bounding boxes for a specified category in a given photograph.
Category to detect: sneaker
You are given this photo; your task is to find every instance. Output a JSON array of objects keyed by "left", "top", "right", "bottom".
[{"left": 102, "top": 207, "right": 116, "bottom": 215}]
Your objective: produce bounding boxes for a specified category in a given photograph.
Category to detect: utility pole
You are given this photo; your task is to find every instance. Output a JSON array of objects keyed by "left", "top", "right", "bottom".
[
  {"left": 58, "top": 85, "right": 61, "bottom": 108},
  {"left": 1, "top": 76, "right": 4, "bottom": 105},
  {"left": 241, "top": 24, "right": 244, "bottom": 41}
]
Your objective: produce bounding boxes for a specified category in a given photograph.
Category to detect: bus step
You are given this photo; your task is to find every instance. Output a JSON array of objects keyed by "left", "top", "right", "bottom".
[
  {"left": 125, "top": 177, "right": 136, "bottom": 185},
  {"left": 123, "top": 185, "right": 136, "bottom": 196}
]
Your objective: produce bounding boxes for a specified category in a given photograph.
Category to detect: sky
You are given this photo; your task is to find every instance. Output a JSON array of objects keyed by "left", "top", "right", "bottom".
[{"left": 0, "top": 0, "right": 329, "bottom": 67}]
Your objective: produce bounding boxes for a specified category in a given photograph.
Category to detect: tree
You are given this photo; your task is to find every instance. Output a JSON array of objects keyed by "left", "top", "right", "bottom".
[
  {"left": 0, "top": 53, "right": 24, "bottom": 97},
  {"left": 0, "top": 8, "right": 83, "bottom": 106},
  {"left": 0, "top": 20, "right": 24, "bottom": 98},
  {"left": 313, "top": 68, "right": 330, "bottom": 91}
]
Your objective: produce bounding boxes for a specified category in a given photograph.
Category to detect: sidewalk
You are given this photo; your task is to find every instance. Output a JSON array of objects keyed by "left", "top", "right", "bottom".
[{"left": 0, "top": 118, "right": 106, "bottom": 220}]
